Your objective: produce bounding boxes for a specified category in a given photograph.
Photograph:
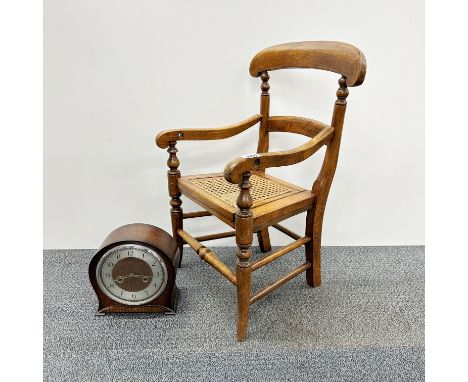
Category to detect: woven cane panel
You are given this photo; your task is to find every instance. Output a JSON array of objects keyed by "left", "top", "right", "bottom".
[{"left": 190, "top": 175, "right": 293, "bottom": 207}]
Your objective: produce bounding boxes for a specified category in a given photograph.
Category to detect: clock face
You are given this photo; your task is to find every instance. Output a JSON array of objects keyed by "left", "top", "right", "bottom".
[{"left": 96, "top": 244, "right": 168, "bottom": 306}]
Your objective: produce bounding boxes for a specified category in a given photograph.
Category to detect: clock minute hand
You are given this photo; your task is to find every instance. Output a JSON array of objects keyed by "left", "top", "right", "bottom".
[{"left": 114, "top": 273, "right": 151, "bottom": 284}]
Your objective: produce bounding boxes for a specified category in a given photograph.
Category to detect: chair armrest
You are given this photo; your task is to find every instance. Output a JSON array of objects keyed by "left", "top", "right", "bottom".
[
  {"left": 224, "top": 126, "right": 334, "bottom": 184},
  {"left": 155, "top": 114, "right": 262, "bottom": 149}
]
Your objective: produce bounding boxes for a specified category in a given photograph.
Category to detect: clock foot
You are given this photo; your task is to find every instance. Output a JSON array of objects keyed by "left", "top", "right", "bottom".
[{"left": 165, "top": 285, "right": 180, "bottom": 314}]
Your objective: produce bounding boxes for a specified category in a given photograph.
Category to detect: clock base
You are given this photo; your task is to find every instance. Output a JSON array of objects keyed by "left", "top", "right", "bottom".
[{"left": 95, "top": 285, "right": 180, "bottom": 315}]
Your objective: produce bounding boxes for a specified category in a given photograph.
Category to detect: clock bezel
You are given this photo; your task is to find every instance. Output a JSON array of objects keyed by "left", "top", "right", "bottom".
[{"left": 95, "top": 243, "right": 168, "bottom": 306}]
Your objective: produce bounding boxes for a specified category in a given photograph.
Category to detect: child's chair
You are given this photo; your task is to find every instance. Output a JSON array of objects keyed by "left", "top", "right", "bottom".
[{"left": 156, "top": 41, "right": 366, "bottom": 341}]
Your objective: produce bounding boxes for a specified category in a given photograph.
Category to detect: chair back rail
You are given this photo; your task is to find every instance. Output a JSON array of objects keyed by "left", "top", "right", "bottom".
[
  {"left": 224, "top": 126, "right": 334, "bottom": 184},
  {"left": 268, "top": 116, "right": 331, "bottom": 138},
  {"left": 249, "top": 41, "right": 366, "bottom": 86}
]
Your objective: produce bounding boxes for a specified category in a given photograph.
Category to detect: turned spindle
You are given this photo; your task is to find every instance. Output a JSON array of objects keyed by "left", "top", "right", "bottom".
[
  {"left": 167, "top": 142, "right": 184, "bottom": 267},
  {"left": 235, "top": 172, "right": 254, "bottom": 341},
  {"left": 256, "top": 71, "right": 272, "bottom": 252}
]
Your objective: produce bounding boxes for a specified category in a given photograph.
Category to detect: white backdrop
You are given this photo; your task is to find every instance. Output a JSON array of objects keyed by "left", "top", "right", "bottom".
[{"left": 44, "top": 0, "right": 424, "bottom": 249}]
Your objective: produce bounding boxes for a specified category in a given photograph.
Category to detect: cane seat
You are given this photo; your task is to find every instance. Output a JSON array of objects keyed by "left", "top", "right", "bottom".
[{"left": 178, "top": 172, "right": 315, "bottom": 230}]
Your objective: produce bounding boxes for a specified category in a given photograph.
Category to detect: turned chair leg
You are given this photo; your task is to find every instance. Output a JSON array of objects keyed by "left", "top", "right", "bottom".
[
  {"left": 171, "top": 206, "right": 183, "bottom": 267},
  {"left": 167, "top": 142, "right": 184, "bottom": 267},
  {"left": 236, "top": 262, "right": 252, "bottom": 341},
  {"left": 305, "top": 207, "right": 321, "bottom": 287},
  {"left": 257, "top": 228, "right": 271, "bottom": 253},
  {"left": 235, "top": 172, "right": 254, "bottom": 341}
]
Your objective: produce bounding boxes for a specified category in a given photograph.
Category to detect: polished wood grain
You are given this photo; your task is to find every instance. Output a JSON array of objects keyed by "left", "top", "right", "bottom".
[
  {"left": 249, "top": 41, "right": 366, "bottom": 86},
  {"left": 271, "top": 223, "right": 302, "bottom": 240},
  {"left": 250, "top": 262, "right": 311, "bottom": 304},
  {"left": 268, "top": 116, "right": 330, "bottom": 138},
  {"left": 98, "top": 223, "right": 178, "bottom": 259},
  {"left": 155, "top": 41, "right": 366, "bottom": 341},
  {"left": 156, "top": 114, "right": 262, "bottom": 149},
  {"left": 194, "top": 230, "right": 236, "bottom": 242},
  {"left": 177, "top": 229, "right": 236, "bottom": 285},
  {"left": 235, "top": 172, "right": 254, "bottom": 341},
  {"left": 89, "top": 223, "right": 180, "bottom": 314},
  {"left": 252, "top": 191, "right": 314, "bottom": 231},
  {"left": 257, "top": 228, "right": 272, "bottom": 253},
  {"left": 182, "top": 210, "right": 212, "bottom": 219},
  {"left": 256, "top": 71, "right": 272, "bottom": 252},
  {"left": 306, "top": 76, "right": 349, "bottom": 287},
  {"left": 257, "top": 71, "right": 270, "bottom": 154},
  {"left": 251, "top": 236, "right": 311, "bottom": 271},
  {"left": 224, "top": 126, "right": 334, "bottom": 184},
  {"left": 167, "top": 142, "right": 184, "bottom": 267}
]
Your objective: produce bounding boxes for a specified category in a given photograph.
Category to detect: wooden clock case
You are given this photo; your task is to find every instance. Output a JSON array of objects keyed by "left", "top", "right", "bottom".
[{"left": 89, "top": 223, "right": 180, "bottom": 314}]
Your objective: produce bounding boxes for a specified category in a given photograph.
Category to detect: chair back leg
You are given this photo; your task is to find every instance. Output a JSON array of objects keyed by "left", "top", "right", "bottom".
[
  {"left": 305, "top": 207, "right": 321, "bottom": 287},
  {"left": 257, "top": 228, "right": 272, "bottom": 252},
  {"left": 305, "top": 76, "right": 350, "bottom": 286}
]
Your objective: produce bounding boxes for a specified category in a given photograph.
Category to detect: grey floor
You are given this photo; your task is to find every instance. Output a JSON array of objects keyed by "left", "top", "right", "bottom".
[{"left": 44, "top": 246, "right": 424, "bottom": 381}]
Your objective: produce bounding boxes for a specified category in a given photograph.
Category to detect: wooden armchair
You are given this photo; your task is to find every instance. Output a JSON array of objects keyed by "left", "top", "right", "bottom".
[{"left": 156, "top": 41, "right": 366, "bottom": 341}]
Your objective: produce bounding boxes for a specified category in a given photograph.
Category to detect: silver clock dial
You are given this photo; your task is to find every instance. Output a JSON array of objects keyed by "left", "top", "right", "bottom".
[{"left": 96, "top": 244, "right": 168, "bottom": 306}]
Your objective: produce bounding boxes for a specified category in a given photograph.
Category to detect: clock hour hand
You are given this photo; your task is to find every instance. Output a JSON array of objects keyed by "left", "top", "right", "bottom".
[{"left": 113, "top": 273, "right": 151, "bottom": 284}]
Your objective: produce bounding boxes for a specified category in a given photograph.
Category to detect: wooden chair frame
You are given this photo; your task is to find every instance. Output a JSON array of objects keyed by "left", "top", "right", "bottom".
[{"left": 156, "top": 41, "right": 366, "bottom": 341}]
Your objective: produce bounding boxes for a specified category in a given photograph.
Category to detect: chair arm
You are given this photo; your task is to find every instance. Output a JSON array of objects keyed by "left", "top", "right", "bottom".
[
  {"left": 155, "top": 114, "right": 262, "bottom": 149},
  {"left": 224, "top": 126, "right": 334, "bottom": 184}
]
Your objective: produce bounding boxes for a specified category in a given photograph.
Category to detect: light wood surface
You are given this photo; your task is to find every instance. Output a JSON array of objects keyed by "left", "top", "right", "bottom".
[
  {"left": 268, "top": 116, "right": 330, "bottom": 138},
  {"left": 156, "top": 114, "right": 262, "bottom": 149},
  {"left": 182, "top": 210, "right": 212, "bottom": 219},
  {"left": 194, "top": 231, "right": 236, "bottom": 242},
  {"left": 224, "top": 126, "right": 334, "bottom": 184},
  {"left": 249, "top": 41, "right": 366, "bottom": 86},
  {"left": 271, "top": 223, "right": 302, "bottom": 240},
  {"left": 167, "top": 142, "right": 184, "bottom": 267},
  {"left": 256, "top": 71, "right": 272, "bottom": 252},
  {"left": 235, "top": 172, "right": 254, "bottom": 341},
  {"left": 250, "top": 262, "right": 311, "bottom": 304},
  {"left": 178, "top": 229, "right": 236, "bottom": 285},
  {"left": 251, "top": 237, "right": 311, "bottom": 271}
]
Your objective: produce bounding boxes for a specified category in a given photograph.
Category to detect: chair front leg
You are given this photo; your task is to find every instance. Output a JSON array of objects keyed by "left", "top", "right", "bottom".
[
  {"left": 167, "top": 142, "right": 184, "bottom": 267},
  {"left": 235, "top": 172, "right": 253, "bottom": 341}
]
